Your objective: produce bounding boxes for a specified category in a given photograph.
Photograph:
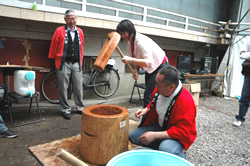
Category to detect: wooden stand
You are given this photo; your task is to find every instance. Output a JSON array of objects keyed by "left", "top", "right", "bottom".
[
  {"left": 80, "top": 104, "right": 129, "bottom": 165},
  {"left": 184, "top": 73, "right": 226, "bottom": 97}
]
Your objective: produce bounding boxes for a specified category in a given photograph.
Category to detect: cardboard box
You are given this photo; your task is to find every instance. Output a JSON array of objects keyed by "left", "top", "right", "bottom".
[{"left": 183, "top": 82, "right": 201, "bottom": 106}]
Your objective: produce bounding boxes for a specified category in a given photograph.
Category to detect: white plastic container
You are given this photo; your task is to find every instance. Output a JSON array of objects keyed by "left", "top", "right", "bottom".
[{"left": 14, "top": 70, "right": 36, "bottom": 97}]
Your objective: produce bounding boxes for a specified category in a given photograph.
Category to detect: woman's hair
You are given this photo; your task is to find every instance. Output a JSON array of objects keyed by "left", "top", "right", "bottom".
[
  {"left": 159, "top": 65, "right": 180, "bottom": 87},
  {"left": 116, "top": 19, "right": 136, "bottom": 41}
]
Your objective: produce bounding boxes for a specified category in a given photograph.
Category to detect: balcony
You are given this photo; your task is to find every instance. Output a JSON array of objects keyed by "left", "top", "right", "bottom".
[{"left": 0, "top": 0, "right": 223, "bottom": 44}]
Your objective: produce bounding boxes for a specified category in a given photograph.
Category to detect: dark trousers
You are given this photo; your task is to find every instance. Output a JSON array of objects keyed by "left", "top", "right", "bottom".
[
  {"left": 236, "top": 74, "right": 250, "bottom": 122},
  {"left": 129, "top": 123, "right": 186, "bottom": 159},
  {"left": 143, "top": 62, "right": 169, "bottom": 108}
]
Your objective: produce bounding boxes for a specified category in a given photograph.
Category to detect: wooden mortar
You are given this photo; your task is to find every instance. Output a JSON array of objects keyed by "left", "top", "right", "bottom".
[{"left": 80, "top": 104, "right": 129, "bottom": 165}]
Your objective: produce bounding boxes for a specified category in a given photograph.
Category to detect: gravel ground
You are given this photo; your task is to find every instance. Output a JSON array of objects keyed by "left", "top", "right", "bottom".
[
  {"left": 0, "top": 96, "right": 249, "bottom": 166},
  {"left": 125, "top": 96, "right": 250, "bottom": 166}
]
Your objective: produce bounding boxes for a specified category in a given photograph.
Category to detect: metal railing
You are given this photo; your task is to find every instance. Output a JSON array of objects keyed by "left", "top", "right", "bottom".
[
  {"left": 0, "top": 0, "right": 222, "bottom": 37},
  {"left": 108, "top": 0, "right": 220, "bottom": 35}
]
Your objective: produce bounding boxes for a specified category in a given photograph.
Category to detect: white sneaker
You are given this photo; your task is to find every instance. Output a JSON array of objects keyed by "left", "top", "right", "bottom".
[{"left": 233, "top": 120, "right": 242, "bottom": 127}]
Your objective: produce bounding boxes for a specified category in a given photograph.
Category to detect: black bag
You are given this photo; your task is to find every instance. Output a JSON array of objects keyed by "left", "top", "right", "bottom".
[{"left": 242, "top": 60, "right": 250, "bottom": 76}]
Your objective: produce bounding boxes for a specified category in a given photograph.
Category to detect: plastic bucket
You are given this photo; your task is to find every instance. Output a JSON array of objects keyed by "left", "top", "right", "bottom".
[{"left": 107, "top": 149, "right": 194, "bottom": 166}]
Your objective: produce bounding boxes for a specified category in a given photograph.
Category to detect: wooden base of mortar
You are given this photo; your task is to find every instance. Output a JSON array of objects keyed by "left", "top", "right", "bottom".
[{"left": 29, "top": 134, "right": 140, "bottom": 166}]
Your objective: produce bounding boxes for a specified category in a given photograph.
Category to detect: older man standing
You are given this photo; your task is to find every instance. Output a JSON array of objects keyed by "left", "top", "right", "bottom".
[{"left": 48, "top": 10, "right": 85, "bottom": 120}]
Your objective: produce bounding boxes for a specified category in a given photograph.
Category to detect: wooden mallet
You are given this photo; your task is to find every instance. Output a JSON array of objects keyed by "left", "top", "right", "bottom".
[
  {"left": 94, "top": 32, "right": 136, "bottom": 76},
  {"left": 56, "top": 148, "right": 88, "bottom": 166}
]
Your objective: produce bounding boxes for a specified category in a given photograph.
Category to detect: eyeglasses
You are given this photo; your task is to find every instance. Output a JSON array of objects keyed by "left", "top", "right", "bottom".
[{"left": 65, "top": 17, "right": 77, "bottom": 22}]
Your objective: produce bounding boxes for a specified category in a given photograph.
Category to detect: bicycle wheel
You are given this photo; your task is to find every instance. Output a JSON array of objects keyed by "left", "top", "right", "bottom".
[
  {"left": 41, "top": 71, "right": 73, "bottom": 104},
  {"left": 93, "top": 68, "right": 120, "bottom": 98}
]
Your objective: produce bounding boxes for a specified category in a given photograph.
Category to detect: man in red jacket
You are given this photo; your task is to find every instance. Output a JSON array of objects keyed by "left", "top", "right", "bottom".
[
  {"left": 129, "top": 66, "right": 197, "bottom": 159},
  {"left": 48, "top": 10, "right": 85, "bottom": 120}
]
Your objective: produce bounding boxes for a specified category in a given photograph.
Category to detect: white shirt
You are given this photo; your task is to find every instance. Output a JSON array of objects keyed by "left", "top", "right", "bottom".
[
  {"left": 240, "top": 36, "right": 250, "bottom": 60},
  {"left": 128, "top": 32, "right": 166, "bottom": 74},
  {"left": 240, "top": 52, "right": 250, "bottom": 60},
  {"left": 67, "top": 26, "right": 77, "bottom": 41},
  {"left": 156, "top": 80, "right": 182, "bottom": 127}
]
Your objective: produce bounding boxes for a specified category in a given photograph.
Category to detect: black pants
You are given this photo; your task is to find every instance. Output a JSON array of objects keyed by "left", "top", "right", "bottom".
[
  {"left": 143, "top": 62, "right": 169, "bottom": 108},
  {"left": 236, "top": 74, "right": 250, "bottom": 122}
]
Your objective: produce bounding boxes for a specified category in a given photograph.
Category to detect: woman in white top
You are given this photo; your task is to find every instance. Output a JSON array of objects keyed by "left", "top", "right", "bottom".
[{"left": 116, "top": 19, "right": 169, "bottom": 107}]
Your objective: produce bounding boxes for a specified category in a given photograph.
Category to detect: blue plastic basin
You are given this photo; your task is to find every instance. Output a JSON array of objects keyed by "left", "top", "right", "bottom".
[{"left": 107, "top": 149, "right": 193, "bottom": 166}]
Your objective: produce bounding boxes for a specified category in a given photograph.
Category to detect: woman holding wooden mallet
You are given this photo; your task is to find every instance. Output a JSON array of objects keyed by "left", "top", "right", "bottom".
[{"left": 116, "top": 19, "right": 169, "bottom": 107}]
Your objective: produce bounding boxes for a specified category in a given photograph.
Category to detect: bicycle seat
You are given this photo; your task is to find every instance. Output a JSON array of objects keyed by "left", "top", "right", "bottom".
[
  {"left": 91, "top": 56, "right": 97, "bottom": 61},
  {"left": 107, "top": 59, "right": 116, "bottom": 66}
]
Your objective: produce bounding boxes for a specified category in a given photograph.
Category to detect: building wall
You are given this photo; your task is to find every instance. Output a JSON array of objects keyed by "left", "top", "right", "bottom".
[
  {"left": 238, "top": 0, "right": 250, "bottom": 34},
  {"left": 0, "top": 16, "right": 212, "bottom": 99},
  {"left": 22, "top": 0, "right": 230, "bottom": 23},
  {"left": 1, "top": 0, "right": 238, "bottom": 99},
  {"left": 241, "top": 0, "right": 250, "bottom": 22}
]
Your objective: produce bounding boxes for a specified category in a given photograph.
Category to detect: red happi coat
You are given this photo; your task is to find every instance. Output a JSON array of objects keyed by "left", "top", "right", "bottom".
[
  {"left": 48, "top": 25, "right": 84, "bottom": 70},
  {"left": 143, "top": 87, "right": 197, "bottom": 150}
]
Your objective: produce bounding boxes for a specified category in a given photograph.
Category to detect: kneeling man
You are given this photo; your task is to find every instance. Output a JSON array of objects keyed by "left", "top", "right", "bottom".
[{"left": 129, "top": 66, "right": 197, "bottom": 159}]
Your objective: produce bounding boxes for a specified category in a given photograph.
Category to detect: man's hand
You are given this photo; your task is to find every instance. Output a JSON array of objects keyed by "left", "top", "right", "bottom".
[
  {"left": 139, "top": 131, "right": 170, "bottom": 145},
  {"left": 240, "top": 51, "right": 246, "bottom": 55},
  {"left": 240, "top": 51, "right": 250, "bottom": 60},
  {"left": 135, "top": 108, "right": 148, "bottom": 118},
  {"left": 138, "top": 132, "right": 156, "bottom": 145}
]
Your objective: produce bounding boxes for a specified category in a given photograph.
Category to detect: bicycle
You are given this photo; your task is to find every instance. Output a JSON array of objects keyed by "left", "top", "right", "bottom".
[{"left": 41, "top": 57, "right": 120, "bottom": 104}]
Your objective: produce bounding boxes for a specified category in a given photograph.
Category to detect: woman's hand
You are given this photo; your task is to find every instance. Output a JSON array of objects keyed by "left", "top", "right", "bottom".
[
  {"left": 122, "top": 56, "right": 131, "bottom": 64},
  {"left": 132, "top": 72, "right": 138, "bottom": 80}
]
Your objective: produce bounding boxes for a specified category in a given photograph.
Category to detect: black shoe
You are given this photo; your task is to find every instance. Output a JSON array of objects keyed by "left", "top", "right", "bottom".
[
  {"left": 0, "top": 130, "right": 18, "bottom": 138},
  {"left": 62, "top": 113, "right": 71, "bottom": 120}
]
